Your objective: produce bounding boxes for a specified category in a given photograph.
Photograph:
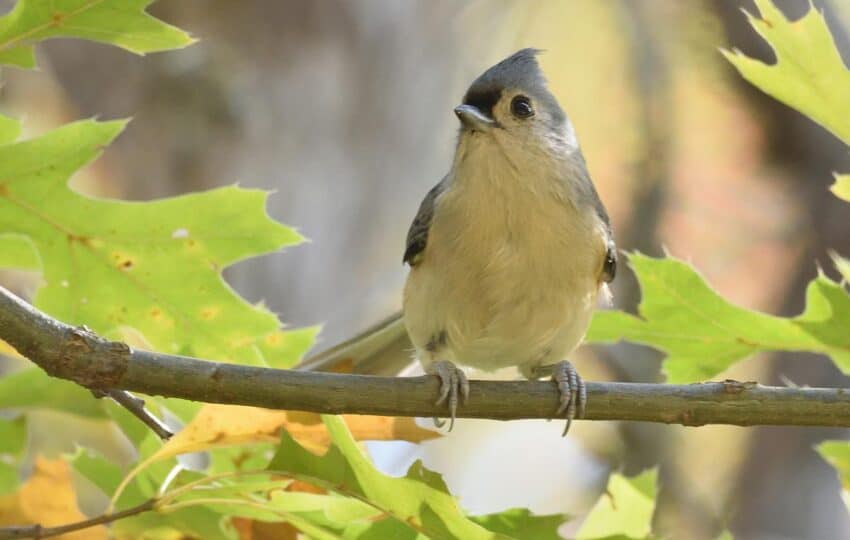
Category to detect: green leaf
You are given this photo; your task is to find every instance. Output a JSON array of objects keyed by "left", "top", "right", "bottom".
[
  {"left": 0, "top": 368, "right": 105, "bottom": 418},
  {"left": 721, "top": 0, "right": 850, "bottom": 144},
  {"left": 576, "top": 469, "right": 657, "bottom": 540},
  {"left": 268, "top": 415, "right": 519, "bottom": 540},
  {"left": 0, "top": 45, "right": 34, "bottom": 68},
  {"left": 227, "top": 490, "right": 380, "bottom": 525},
  {"left": 471, "top": 508, "right": 566, "bottom": 540},
  {"left": 818, "top": 441, "right": 850, "bottom": 495},
  {"left": 0, "top": 113, "right": 22, "bottom": 144},
  {"left": 157, "top": 473, "right": 409, "bottom": 539},
  {"left": 0, "top": 119, "right": 304, "bottom": 365},
  {"left": 0, "top": 416, "right": 26, "bottom": 495},
  {"left": 205, "top": 444, "right": 277, "bottom": 477},
  {"left": 260, "top": 326, "right": 322, "bottom": 369},
  {"left": 0, "top": 233, "right": 40, "bottom": 270},
  {"left": 170, "top": 478, "right": 293, "bottom": 506},
  {"left": 832, "top": 174, "right": 850, "bottom": 203},
  {"left": 0, "top": 0, "right": 195, "bottom": 69},
  {"left": 343, "top": 519, "right": 424, "bottom": 540},
  {"left": 587, "top": 254, "right": 850, "bottom": 382},
  {"left": 69, "top": 446, "right": 137, "bottom": 503},
  {"left": 818, "top": 440, "right": 850, "bottom": 519},
  {"left": 118, "top": 497, "right": 233, "bottom": 540},
  {"left": 70, "top": 447, "right": 234, "bottom": 539},
  {"left": 0, "top": 416, "right": 27, "bottom": 455},
  {"left": 0, "top": 463, "right": 17, "bottom": 495},
  {"left": 260, "top": 490, "right": 427, "bottom": 540}
]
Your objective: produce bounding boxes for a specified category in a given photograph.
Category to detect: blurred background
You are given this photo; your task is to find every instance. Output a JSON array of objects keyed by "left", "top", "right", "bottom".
[{"left": 2, "top": 0, "right": 850, "bottom": 538}]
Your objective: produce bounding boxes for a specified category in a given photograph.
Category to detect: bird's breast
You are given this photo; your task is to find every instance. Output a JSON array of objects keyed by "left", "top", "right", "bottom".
[{"left": 404, "top": 157, "right": 606, "bottom": 371}]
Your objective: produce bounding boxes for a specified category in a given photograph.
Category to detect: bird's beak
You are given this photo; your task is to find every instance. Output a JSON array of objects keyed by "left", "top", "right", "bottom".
[{"left": 454, "top": 104, "right": 495, "bottom": 132}]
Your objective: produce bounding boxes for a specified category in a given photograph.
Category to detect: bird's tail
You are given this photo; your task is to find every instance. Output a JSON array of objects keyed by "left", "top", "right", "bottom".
[{"left": 296, "top": 312, "right": 414, "bottom": 375}]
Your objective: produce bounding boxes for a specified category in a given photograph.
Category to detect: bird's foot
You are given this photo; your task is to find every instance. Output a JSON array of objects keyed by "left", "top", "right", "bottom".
[
  {"left": 427, "top": 360, "right": 469, "bottom": 431},
  {"left": 533, "top": 360, "right": 586, "bottom": 436}
]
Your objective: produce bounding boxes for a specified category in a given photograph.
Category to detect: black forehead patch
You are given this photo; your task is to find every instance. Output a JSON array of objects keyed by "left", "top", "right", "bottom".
[{"left": 462, "top": 87, "right": 502, "bottom": 117}]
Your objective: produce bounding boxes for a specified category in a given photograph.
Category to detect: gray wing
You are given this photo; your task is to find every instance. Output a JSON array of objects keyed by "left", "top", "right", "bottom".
[
  {"left": 592, "top": 191, "right": 617, "bottom": 283},
  {"left": 580, "top": 164, "right": 617, "bottom": 283},
  {"left": 403, "top": 179, "right": 444, "bottom": 266}
]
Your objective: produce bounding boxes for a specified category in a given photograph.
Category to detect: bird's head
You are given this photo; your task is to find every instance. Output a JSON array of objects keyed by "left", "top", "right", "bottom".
[{"left": 454, "top": 49, "right": 573, "bottom": 153}]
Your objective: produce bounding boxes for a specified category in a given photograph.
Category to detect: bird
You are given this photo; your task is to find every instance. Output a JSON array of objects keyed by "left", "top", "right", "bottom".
[
  {"left": 401, "top": 48, "right": 616, "bottom": 435},
  {"left": 299, "top": 49, "right": 615, "bottom": 436}
]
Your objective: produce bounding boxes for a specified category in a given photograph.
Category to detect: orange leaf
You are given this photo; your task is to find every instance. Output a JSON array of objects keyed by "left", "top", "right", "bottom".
[
  {"left": 232, "top": 517, "right": 298, "bottom": 540},
  {"left": 0, "top": 457, "right": 107, "bottom": 540},
  {"left": 151, "top": 405, "right": 440, "bottom": 462},
  {"left": 285, "top": 479, "right": 326, "bottom": 495},
  {"left": 112, "top": 407, "right": 441, "bottom": 502}
]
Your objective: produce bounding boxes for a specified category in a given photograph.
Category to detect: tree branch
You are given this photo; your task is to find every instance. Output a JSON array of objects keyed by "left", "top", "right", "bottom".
[{"left": 2, "top": 286, "right": 850, "bottom": 427}]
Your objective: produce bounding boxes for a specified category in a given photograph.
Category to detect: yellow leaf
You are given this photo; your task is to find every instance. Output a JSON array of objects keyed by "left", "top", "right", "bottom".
[
  {"left": 0, "top": 339, "right": 22, "bottom": 358},
  {"left": 152, "top": 405, "right": 441, "bottom": 461},
  {"left": 0, "top": 457, "right": 107, "bottom": 540},
  {"left": 111, "top": 407, "right": 441, "bottom": 510}
]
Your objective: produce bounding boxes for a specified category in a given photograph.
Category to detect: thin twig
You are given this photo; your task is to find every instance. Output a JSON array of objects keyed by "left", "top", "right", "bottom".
[
  {"left": 92, "top": 388, "right": 174, "bottom": 440},
  {"left": 0, "top": 470, "right": 289, "bottom": 539},
  {"left": 0, "top": 500, "right": 156, "bottom": 540},
  {"left": 2, "top": 285, "right": 850, "bottom": 427}
]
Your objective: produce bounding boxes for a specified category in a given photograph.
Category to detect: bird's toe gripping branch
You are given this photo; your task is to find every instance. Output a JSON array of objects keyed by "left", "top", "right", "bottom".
[
  {"left": 429, "top": 360, "right": 470, "bottom": 431},
  {"left": 553, "top": 360, "right": 587, "bottom": 436},
  {"left": 533, "top": 360, "right": 587, "bottom": 436}
]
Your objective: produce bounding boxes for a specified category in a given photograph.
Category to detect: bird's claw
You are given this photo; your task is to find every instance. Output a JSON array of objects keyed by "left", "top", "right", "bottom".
[
  {"left": 551, "top": 360, "right": 586, "bottom": 437},
  {"left": 429, "top": 360, "right": 469, "bottom": 431}
]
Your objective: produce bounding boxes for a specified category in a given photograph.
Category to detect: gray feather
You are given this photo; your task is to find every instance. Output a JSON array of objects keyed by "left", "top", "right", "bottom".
[
  {"left": 403, "top": 179, "right": 444, "bottom": 266},
  {"left": 570, "top": 152, "right": 617, "bottom": 283}
]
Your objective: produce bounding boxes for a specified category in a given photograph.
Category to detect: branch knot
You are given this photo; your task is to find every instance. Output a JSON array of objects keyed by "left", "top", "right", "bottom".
[{"left": 49, "top": 325, "right": 130, "bottom": 388}]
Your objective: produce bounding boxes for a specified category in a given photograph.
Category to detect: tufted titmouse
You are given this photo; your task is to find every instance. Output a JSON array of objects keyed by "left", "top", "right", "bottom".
[
  {"left": 403, "top": 49, "right": 616, "bottom": 434},
  {"left": 301, "top": 49, "right": 615, "bottom": 436}
]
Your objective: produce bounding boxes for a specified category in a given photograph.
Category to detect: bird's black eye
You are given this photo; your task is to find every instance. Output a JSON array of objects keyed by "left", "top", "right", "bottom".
[{"left": 510, "top": 95, "right": 534, "bottom": 119}]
